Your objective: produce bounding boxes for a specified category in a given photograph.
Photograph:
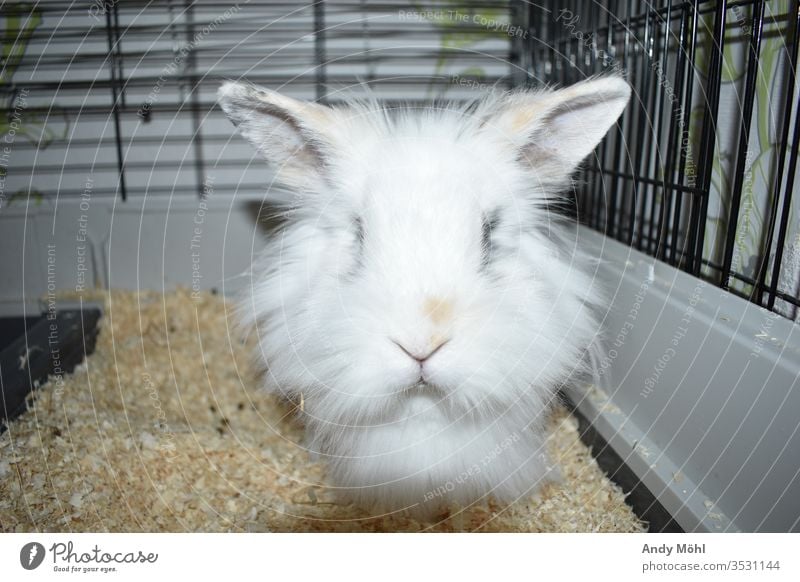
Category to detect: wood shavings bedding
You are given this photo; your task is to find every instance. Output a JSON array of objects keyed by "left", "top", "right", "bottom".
[{"left": 0, "top": 289, "right": 646, "bottom": 532}]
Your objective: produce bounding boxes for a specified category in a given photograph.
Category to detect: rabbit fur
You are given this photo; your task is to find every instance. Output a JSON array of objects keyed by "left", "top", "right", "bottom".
[{"left": 218, "top": 76, "right": 631, "bottom": 516}]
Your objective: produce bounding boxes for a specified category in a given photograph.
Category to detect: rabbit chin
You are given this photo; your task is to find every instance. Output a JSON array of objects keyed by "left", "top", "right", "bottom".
[{"left": 303, "top": 387, "right": 560, "bottom": 519}]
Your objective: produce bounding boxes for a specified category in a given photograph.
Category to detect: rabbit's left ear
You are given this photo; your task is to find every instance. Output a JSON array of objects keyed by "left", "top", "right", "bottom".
[
  {"left": 218, "top": 81, "right": 337, "bottom": 190},
  {"left": 484, "top": 76, "right": 631, "bottom": 178}
]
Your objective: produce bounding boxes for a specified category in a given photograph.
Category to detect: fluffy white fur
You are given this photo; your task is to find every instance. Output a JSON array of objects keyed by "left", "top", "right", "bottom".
[{"left": 218, "top": 77, "right": 631, "bottom": 516}]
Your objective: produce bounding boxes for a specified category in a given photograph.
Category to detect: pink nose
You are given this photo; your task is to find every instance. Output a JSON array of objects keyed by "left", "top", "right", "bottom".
[{"left": 391, "top": 338, "right": 450, "bottom": 364}]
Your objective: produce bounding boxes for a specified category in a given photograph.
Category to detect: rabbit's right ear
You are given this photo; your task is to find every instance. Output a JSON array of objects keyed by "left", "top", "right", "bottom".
[
  {"left": 218, "top": 82, "right": 336, "bottom": 186},
  {"left": 481, "top": 76, "right": 630, "bottom": 183}
]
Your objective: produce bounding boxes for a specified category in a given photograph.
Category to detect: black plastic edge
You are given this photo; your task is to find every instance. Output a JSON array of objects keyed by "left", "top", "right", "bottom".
[
  {"left": 0, "top": 307, "right": 102, "bottom": 432},
  {"left": 560, "top": 391, "right": 684, "bottom": 533}
]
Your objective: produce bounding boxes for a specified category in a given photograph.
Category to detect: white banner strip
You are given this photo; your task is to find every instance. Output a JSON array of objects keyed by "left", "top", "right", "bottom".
[{"left": 1, "top": 533, "right": 797, "bottom": 580}]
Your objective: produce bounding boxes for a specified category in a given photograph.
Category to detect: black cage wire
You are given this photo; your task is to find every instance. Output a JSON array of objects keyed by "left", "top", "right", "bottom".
[
  {"left": 2, "top": 0, "right": 799, "bottom": 318},
  {"left": 531, "top": 0, "right": 800, "bottom": 319}
]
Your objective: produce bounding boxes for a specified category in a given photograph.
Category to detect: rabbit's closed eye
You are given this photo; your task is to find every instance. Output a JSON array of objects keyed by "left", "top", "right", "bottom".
[
  {"left": 480, "top": 209, "right": 501, "bottom": 271},
  {"left": 346, "top": 214, "right": 366, "bottom": 278}
]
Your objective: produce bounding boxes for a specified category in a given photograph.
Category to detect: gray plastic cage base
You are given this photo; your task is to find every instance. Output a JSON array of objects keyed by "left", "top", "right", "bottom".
[
  {"left": 568, "top": 229, "right": 800, "bottom": 533},
  {"left": 1, "top": 198, "right": 797, "bottom": 531}
]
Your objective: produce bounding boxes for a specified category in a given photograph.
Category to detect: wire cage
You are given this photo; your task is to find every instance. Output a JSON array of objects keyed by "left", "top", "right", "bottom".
[
  {"left": 1, "top": 0, "right": 518, "bottom": 202},
  {"left": 529, "top": 0, "right": 800, "bottom": 320},
  {"left": 3, "top": 0, "right": 798, "bottom": 320},
  {"left": 2, "top": 0, "right": 800, "bottom": 533}
]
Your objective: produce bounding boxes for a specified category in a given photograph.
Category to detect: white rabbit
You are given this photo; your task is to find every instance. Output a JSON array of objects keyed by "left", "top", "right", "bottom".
[{"left": 219, "top": 76, "right": 630, "bottom": 517}]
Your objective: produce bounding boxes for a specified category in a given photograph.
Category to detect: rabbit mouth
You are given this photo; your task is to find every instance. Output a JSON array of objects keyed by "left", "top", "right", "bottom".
[{"left": 403, "top": 380, "right": 446, "bottom": 398}]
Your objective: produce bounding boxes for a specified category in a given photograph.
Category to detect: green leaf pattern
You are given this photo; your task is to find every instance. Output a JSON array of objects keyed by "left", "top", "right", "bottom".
[{"left": 695, "top": 1, "right": 798, "bottom": 318}]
